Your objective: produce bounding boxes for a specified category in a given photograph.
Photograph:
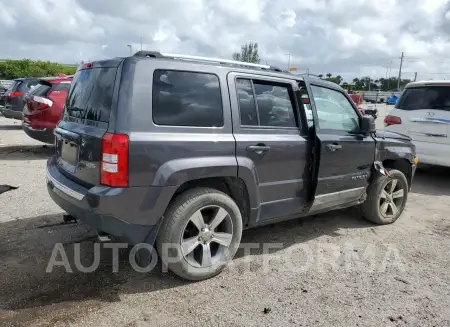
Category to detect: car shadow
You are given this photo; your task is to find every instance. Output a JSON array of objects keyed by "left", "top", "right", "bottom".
[
  {"left": 0, "top": 124, "right": 22, "bottom": 130},
  {"left": 0, "top": 145, "right": 54, "bottom": 160},
  {"left": 410, "top": 165, "right": 450, "bottom": 196},
  {"left": 0, "top": 208, "right": 372, "bottom": 322}
]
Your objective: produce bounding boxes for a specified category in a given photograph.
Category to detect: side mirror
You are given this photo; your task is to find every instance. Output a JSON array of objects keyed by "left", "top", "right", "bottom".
[{"left": 360, "top": 115, "right": 376, "bottom": 134}]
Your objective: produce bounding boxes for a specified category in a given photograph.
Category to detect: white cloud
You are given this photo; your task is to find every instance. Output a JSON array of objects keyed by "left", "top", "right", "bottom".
[{"left": 0, "top": 0, "right": 449, "bottom": 81}]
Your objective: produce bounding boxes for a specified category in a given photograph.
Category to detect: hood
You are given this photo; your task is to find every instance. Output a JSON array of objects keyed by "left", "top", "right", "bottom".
[{"left": 375, "top": 129, "right": 412, "bottom": 141}]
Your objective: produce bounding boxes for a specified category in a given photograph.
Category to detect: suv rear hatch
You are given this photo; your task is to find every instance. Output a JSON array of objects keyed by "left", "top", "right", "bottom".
[
  {"left": 4, "top": 80, "right": 23, "bottom": 109},
  {"left": 396, "top": 84, "right": 450, "bottom": 144},
  {"left": 55, "top": 60, "right": 123, "bottom": 187}
]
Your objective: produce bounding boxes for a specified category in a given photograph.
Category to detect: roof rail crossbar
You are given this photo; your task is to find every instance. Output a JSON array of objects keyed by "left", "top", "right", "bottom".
[{"left": 160, "top": 52, "right": 273, "bottom": 70}]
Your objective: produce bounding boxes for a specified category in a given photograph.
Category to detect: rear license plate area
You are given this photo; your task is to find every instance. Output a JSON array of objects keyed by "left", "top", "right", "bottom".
[{"left": 56, "top": 137, "right": 79, "bottom": 172}]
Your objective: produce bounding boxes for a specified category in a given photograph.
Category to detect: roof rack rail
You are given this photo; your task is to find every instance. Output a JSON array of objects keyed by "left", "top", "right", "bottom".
[
  {"left": 301, "top": 73, "right": 322, "bottom": 78},
  {"left": 133, "top": 51, "right": 164, "bottom": 58},
  {"left": 161, "top": 53, "right": 273, "bottom": 70},
  {"left": 133, "top": 51, "right": 283, "bottom": 72}
]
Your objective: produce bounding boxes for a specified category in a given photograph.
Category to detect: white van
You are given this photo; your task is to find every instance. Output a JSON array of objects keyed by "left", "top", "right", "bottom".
[{"left": 385, "top": 80, "right": 450, "bottom": 167}]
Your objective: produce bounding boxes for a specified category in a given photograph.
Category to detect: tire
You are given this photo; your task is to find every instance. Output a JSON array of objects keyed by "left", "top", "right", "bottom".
[
  {"left": 361, "top": 169, "right": 409, "bottom": 225},
  {"left": 156, "top": 187, "right": 243, "bottom": 281}
]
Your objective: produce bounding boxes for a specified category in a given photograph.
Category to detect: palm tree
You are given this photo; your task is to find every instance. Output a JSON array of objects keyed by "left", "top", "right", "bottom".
[
  {"left": 326, "top": 73, "right": 332, "bottom": 78},
  {"left": 318, "top": 74, "right": 323, "bottom": 79}
]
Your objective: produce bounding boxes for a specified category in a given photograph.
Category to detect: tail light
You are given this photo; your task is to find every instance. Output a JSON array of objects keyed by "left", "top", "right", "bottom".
[
  {"left": 101, "top": 133, "right": 129, "bottom": 187},
  {"left": 10, "top": 91, "right": 23, "bottom": 97},
  {"left": 33, "top": 96, "right": 53, "bottom": 110},
  {"left": 384, "top": 115, "right": 402, "bottom": 127}
]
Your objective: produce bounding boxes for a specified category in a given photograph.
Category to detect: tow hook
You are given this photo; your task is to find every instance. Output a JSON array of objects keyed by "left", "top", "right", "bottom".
[{"left": 374, "top": 161, "right": 390, "bottom": 177}]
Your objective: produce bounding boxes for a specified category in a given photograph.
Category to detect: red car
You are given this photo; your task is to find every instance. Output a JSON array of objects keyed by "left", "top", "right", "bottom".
[{"left": 22, "top": 75, "right": 72, "bottom": 144}]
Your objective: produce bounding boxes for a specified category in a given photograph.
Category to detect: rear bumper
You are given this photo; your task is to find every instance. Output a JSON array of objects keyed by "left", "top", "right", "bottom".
[
  {"left": 0, "top": 108, "right": 22, "bottom": 120},
  {"left": 46, "top": 156, "right": 176, "bottom": 244},
  {"left": 414, "top": 141, "right": 450, "bottom": 167},
  {"left": 22, "top": 123, "right": 54, "bottom": 144}
]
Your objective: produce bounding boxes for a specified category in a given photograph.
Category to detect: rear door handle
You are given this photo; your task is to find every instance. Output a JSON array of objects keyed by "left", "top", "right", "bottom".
[
  {"left": 247, "top": 144, "right": 271, "bottom": 154},
  {"left": 326, "top": 143, "right": 342, "bottom": 151}
]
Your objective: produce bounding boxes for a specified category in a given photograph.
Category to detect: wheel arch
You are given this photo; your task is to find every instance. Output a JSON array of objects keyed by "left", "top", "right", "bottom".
[
  {"left": 382, "top": 159, "right": 413, "bottom": 189},
  {"left": 169, "top": 176, "right": 252, "bottom": 226}
]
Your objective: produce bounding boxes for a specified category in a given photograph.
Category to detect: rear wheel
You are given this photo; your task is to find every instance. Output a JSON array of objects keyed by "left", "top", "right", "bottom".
[
  {"left": 156, "top": 188, "right": 243, "bottom": 281},
  {"left": 361, "top": 169, "right": 408, "bottom": 224}
]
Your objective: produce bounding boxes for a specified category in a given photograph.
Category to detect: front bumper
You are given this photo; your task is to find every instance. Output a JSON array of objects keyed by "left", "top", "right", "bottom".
[
  {"left": 46, "top": 156, "right": 174, "bottom": 245},
  {"left": 22, "top": 123, "right": 54, "bottom": 144}
]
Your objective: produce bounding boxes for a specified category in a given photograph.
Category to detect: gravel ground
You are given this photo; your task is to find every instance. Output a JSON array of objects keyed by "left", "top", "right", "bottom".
[{"left": 0, "top": 113, "right": 449, "bottom": 327}]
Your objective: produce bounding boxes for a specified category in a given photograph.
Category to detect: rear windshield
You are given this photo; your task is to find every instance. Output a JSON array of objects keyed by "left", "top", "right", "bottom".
[
  {"left": 53, "top": 82, "right": 71, "bottom": 92},
  {"left": 30, "top": 82, "right": 52, "bottom": 96},
  {"left": 10, "top": 80, "right": 22, "bottom": 92},
  {"left": 64, "top": 68, "right": 117, "bottom": 122},
  {"left": 396, "top": 86, "right": 450, "bottom": 111}
]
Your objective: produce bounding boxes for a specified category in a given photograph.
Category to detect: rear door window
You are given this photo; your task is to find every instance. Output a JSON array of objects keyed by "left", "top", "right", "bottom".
[
  {"left": 152, "top": 70, "right": 223, "bottom": 127},
  {"left": 396, "top": 86, "right": 450, "bottom": 111},
  {"left": 64, "top": 68, "right": 117, "bottom": 122},
  {"left": 235, "top": 78, "right": 298, "bottom": 128}
]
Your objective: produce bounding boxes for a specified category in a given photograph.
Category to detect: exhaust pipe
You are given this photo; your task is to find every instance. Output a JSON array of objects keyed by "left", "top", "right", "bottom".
[{"left": 63, "top": 214, "right": 77, "bottom": 223}]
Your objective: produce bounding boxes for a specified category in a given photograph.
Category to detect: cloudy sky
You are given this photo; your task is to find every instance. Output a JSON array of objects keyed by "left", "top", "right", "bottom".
[{"left": 1, "top": 0, "right": 450, "bottom": 81}]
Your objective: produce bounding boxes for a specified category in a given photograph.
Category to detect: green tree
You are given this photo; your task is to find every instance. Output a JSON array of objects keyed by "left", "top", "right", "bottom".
[
  {"left": 0, "top": 59, "right": 76, "bottom": 79},
  {"left": 318, "top": 74, "right": 323, "bottom": 79},
  {"left": 326, "top": 73, "right": 332, "bottom": 78},
  {"left": 232, "top": 42, "right": 260, "bottom": 63}
]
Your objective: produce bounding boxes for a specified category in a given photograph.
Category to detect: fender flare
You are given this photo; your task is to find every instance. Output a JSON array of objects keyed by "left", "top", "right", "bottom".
[{"left": 151, "top": 156, "right": 260, "bottom": 209}]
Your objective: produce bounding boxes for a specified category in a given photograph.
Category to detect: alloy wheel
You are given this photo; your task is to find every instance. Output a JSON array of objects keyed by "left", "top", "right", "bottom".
[
  {"left": 180, "top": 205, "right": 234, "bottom": 268},
  {"left": 379, "top": 178, "right": 405, "bottom": 218}
]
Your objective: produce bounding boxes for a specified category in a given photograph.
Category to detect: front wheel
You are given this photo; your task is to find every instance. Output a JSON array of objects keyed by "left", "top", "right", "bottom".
[
  {"left": 361, "top": 169, "right": 409, "bottom": 225},
  {"left": 156, "top": 188, "right": 243, "bottom": 281}
]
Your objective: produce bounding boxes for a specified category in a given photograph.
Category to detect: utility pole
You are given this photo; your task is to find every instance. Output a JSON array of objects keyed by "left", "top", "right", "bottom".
[
  {"left": 127, "top": 44, "right": 132, "bottom": 55},
  {"left": 140, "top": 37, "right": 143, "bottom": 50},
  {"left": 387, "top": 67, "right": 391, "bottom": 90},
  {"left": 414, "top": 72, "right": 417, "bottom": 82},
  {"left": 306, "top": 68, "right": 309, "bottom": 75},
  {"left": 397, "top": 52, "right": 404, "bottom": 90},
  {"left": 286, "top": 53, "right": 291, "bottom": 70}
]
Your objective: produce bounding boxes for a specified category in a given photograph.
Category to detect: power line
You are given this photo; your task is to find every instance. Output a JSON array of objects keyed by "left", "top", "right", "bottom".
[{"left": 402, "top": 71, "right": 450, "bottom": 75}]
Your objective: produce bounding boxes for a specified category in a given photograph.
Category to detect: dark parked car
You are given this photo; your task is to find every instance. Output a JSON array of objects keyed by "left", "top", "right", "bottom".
[
  {"left": 22, "top": 76, "right": 72, "bottom": 144},
  {"left": 46, "top": 52, "right": 418, "bottom": 280},
  {"left": 0, "top": 81, "right": 14, "bottom": 109},
  {"left": 0, "top": 77, "right": 39, "bottom": 120}
]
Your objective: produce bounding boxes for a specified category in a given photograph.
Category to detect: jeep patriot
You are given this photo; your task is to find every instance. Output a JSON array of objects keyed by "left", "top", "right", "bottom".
[{"left": 46, "top": 51, "right": 417, "bottom": 280}]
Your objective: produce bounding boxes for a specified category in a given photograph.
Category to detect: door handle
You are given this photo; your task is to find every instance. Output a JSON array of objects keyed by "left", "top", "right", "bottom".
[
  {"left": 247, "top": 144, "right": 271, "bottom": 154},
  {"left": 326, "top": 143, "right": 342, "bottom": 152}
]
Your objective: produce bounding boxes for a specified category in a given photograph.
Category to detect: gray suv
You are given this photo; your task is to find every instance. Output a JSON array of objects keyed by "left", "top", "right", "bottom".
[{"left": 46, "top": 51, "right": 417, "bottom": 280}]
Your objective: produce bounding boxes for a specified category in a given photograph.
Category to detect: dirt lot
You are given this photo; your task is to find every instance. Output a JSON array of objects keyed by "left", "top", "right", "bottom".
[{"left": 0, "top": 114, "right": 449, "bottom": 327}]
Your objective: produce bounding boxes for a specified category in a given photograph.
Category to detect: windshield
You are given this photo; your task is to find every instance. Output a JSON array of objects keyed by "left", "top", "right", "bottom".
[
  {"left": 396, "top": 86, "right": 450, "bottom": 111},
  {"left": 64, "top": 67, "right": 117, "bottom": 122}
]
